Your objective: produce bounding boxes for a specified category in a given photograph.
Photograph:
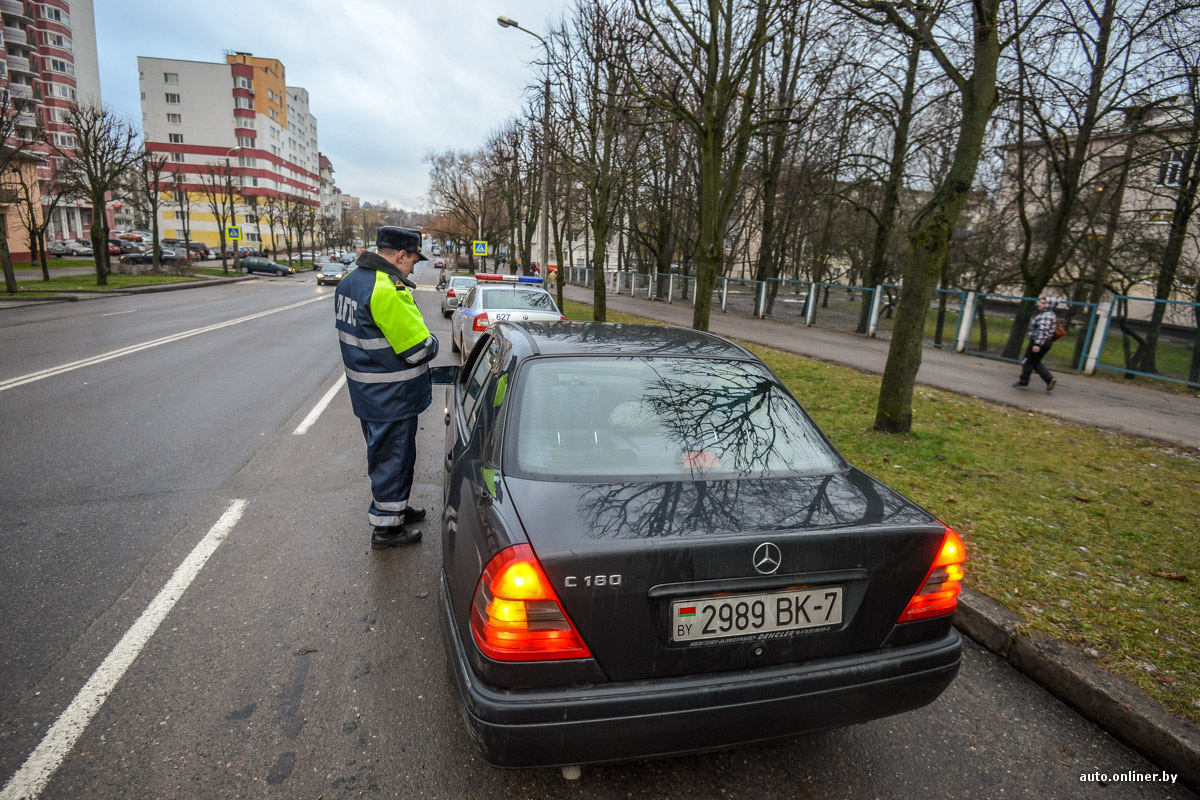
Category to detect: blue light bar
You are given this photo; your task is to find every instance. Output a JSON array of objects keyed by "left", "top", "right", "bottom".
[{"left": 517, "top": 276, "right": 544, "bottom": 283}]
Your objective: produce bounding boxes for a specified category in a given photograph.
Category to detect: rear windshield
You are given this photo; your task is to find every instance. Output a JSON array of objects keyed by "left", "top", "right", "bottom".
[
  {"left": 482, "top": 288, "right": 557, "bottom": 312},
  {"left": 507, "top": 357, "right": 841, "bottom": 479},
  {"left": 450, "top": 277, "right": 477, "bottom": 288}
]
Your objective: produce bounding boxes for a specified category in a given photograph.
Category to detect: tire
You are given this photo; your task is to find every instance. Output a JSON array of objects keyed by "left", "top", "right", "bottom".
[
  {"left": 451, "top": 331, "right": 460, "bottom": 353},
  {"left": 442, "top": 309, "right": 451, "bottom": 318},
  {"left": 243, "top": 265, "right": 251, "bottom": 274},
  {"left": 317, "top": 279, "right": 324, "bottom": 286},
  {"left": 276, "top": 269, "right": 285, "bottom": 276}
]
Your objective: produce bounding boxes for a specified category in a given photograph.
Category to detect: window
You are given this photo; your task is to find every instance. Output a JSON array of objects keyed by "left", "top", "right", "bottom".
[
  {"left": 267, "top": 89, "right": 275, "bottom": 102},
  {"left": 1148, "top": 211, "right": 1175, "bottom": 224},
  {"left": 53, "top": 132, "right": 76, "bottom": 149},
  {"left": 45, "top": 33, "right": 72, "bottom": 51},
  {"left": 270, "top": 144, "right": 280, "bottom": 156},
  {"left": 508, "top": 358, "right": 841, "bottom": 479},
  {"left": 166, "top": 113, "right": 181, "bottom": 124},
  {"left": 42, "top": 5, "right": 69, "bottom": 24},
  {"left": 168, "top": 133, "right": 183, "bottom": 143},
  {"left": 1157, "top": 150, "right": 1186, "bottom": 187},
  {"left": 50, "top": 83, "right": 76, "bottom": 101},
  {"left": 234, "top": 96, "right": 252, "bottom": 109},
  {"left": 47, "top": 58, "right": 73, "bottom": 76},
  {"left": 246, "top": 232, "right": 260, "bottom": 242},
  {"left": 237, "top": 136, "right": 254, "bottom": 148},
  {"left": 140, "top": 92, "right": 145, "bottom": 100},
  {"left": 235, "top": 76, "right": 251, "bottom": 89},
  {"left": 238, "top": 156, "right": 258, "bottom": 168},
  {"left": 165, "top": 93, "right": 180, "bottom": 104},
  {"left": 164, "top": 72, "right": 178, "bottom": 84},
  {"left": 172, "top": 153, "right": 185, "bottom": 163},
  {"left": 458, "top": 336, "right": 498, "bottom": 431}
]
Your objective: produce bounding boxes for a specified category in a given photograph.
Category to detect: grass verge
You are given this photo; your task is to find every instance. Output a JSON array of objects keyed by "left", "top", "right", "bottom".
[
  {"left": 563, "top": 299, "right": 1200, "bottom": 724},
  {"left": 6, "top": 273, "right": 199, "bottom": 293}
]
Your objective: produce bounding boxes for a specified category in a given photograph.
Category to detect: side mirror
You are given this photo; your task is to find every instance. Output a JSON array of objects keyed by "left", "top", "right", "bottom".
[{"left": 429, "top": 365, "right": 460, "bottom": 385}]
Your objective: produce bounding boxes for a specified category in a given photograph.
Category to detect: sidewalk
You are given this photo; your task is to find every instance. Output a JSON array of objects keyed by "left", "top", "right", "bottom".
[
  {"left": 4, "top": 265, "right": 253, "bottom": 305},
  {"left": 565, "top": 284, "right": 1200, "bottom": 789},
  {"left": 564, "top": 285, "right": 1200, "bottom": 451}
]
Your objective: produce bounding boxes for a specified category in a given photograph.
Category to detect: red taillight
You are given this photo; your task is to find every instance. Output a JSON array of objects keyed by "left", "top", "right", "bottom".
[
  {"left": 897, "top": 526, "right": 966, "bottom": 623},
  {"left": 472, "top": 312, "right": 490, "bottom": 332},
  {"left": 446, "top": 288, "right": 456, "bottom": 298},
  {"left": 559, "top": 315, "right": 568, "bottom": 321},
  {"left": 470, "top": 544, "right": 591, "bottom": 661}
]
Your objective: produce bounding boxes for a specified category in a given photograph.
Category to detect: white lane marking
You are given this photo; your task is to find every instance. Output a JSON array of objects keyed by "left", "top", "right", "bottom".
[
  {"left": 100, "top": 310, "right": 138, "bottom": 317},
  {"left": 292, "top": 374, "right": 347, "bottom": 435},
  {"left": 0, "top": 296, "right": 328, "bottom": 393},
  {"left": 0, "top": 499, "right": 249, "bottom": 800}
]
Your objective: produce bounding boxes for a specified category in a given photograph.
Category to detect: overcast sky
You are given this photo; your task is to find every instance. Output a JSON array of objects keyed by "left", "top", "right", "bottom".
[{"left": 95, "top": 0, "right": 570, "bottom": 210}]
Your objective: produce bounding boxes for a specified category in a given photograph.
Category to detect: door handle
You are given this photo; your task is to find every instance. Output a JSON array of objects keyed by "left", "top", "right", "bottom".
[{"left": 444, "top": 408, "right": 451, "bottom": 426}]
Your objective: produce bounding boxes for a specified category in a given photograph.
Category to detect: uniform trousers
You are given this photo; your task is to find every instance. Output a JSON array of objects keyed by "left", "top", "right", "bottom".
[{"left": 360, "top": 415, "right": 419, "bottom": 527}]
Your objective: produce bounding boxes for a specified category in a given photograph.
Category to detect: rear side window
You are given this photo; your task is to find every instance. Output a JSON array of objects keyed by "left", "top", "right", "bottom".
[
  {"left": 508, "top": 357, "right": 841, "bottom": 480},
  {"left": 481, "top": 289, "right": 557, "bottom": 312}
]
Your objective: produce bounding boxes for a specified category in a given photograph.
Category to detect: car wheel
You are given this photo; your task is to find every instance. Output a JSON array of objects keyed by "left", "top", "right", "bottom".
[
  {"left": 242, "top": 265, "right": 251, "bottom": 274},
  {"left": 317, "top": 279, "right": 324, "bottom": 286},
  {"left": 442, "top": 309, "right": 451, "bottom": 318},
  {"left": 276, "top": 269, "right": 285, "bottom": 276}
]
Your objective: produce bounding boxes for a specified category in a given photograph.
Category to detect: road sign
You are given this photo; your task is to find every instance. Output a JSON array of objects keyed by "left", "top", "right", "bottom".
[
  {"left": 226, "top": 226, "right": 242, "bottom": 241},
  {"left": 473, "top": 240, "right": 488, "bottom": 256}
]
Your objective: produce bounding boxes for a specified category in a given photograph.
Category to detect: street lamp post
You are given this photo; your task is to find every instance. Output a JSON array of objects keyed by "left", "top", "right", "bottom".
[
  {"left": 498, "top": 15, "right": 551, "bottom": 291},
  {"left": 226, "top": 147, "right": 241, "bottom": 272}
]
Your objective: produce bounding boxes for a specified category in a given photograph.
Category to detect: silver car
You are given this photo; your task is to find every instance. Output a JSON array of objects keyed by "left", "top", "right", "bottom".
[
  {"left": 440, "top": 276, "right": 478, "bottom": 317},
  {"left": 317, "top": 260, "right": 348, "bottom": 285},
  {"left": 451, "top": 282, "right": 564, "bottom": 359}
]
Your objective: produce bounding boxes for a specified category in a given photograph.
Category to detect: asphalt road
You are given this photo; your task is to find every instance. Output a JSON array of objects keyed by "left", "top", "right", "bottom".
[{"left": 0, "top": 266, "right": 1192, "bottom": 799}]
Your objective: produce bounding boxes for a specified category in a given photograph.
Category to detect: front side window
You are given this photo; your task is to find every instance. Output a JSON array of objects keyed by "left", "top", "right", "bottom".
[
  {"left": 508, "top": 357, "right": 842, "bottom": 480},
  {"left": 459, "top": 337, "right": 499, "bottom": 432}
]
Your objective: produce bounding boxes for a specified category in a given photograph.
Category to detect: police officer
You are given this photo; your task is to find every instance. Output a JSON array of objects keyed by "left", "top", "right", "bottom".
[{"left": 334, "top": 227, "right": 438, "bottom": 549}]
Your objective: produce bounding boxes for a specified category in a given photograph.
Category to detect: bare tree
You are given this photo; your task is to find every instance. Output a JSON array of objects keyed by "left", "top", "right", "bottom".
[
  {"left": 198, "top": 160, "right": 238, "bottom": 272},
  {"left": 129, "top": 148, "right": 169, "bottom": 269},
  {"left": 834, "top": 0, "right": 1034, "bottom": 433},
  {"left": 54, "top": 104, "right": 141, "bottom": 286},
  {"left": 13, "top": 160, "right": 69, "bottom": 282},
  {"left": 629, "top": 0, "right": 779, "bottom": 330}
]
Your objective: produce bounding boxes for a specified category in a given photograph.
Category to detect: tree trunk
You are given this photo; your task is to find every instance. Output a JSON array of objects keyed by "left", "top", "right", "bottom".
[
  {"left": 875, "top": 12, "right": 1000, "bottom": 434},
  {"left": 1, "top": 222, "right": 16, "bottom": 294},
  {"left": 859, "top": 41, "right": 920, "bottom": 334}
]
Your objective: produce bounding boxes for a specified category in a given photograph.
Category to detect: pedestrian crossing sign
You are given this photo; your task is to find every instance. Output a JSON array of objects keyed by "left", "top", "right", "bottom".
[
  {"left": 226, "top": 226, "right": 242, "bottom": 241},
  {"left": 473, "top": 240, "right": 487, "bottom": 256}
]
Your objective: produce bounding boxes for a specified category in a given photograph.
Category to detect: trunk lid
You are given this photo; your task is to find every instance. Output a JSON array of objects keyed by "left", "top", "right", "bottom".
[{"left": 504, "top": 468, "right": 947, "bottom": 682}]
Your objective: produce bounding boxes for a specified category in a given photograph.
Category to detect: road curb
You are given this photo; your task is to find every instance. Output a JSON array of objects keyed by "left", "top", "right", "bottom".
[{"left": 955, "top": 587, "right": 1200, "bottom": 790}]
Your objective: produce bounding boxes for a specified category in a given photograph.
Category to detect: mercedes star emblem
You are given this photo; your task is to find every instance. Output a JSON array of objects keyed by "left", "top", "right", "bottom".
[{"left": 752, "top": 542, "right": 781, "bottom": 575}]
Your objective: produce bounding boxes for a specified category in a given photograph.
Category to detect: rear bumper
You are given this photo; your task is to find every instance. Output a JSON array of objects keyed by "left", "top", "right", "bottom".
[{"left": 439, "top": 575, "right": 961, "bottom": 768}]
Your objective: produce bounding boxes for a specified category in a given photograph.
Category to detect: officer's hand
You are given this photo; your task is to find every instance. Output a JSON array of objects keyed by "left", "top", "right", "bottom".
[{"left": 1032, "top": 346, "right": 1040, "bottom": 353}]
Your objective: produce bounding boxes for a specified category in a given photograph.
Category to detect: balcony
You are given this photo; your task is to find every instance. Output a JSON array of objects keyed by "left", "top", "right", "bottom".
[
  {"left": 6, "top": 54, "right": 34, "bottom": 76},
  {"left": 7, "top": 80, "right": 32, "bottom": 98},
  {"left": 0, "top": 0, "right": 31, "bottom": 22},
  {"left": 2, "top": 24, "right": 25, "bottom": 46}
]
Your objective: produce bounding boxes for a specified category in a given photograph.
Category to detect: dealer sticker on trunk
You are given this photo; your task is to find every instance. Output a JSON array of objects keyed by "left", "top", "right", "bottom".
[{"left": 670, "top": 587, "right": 843, "bottom": 644}]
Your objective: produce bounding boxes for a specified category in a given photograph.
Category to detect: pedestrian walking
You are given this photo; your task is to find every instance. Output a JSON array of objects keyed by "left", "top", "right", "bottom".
[
  {"left": 1013, "top": 297, "right": 1060, "bottom": 392},
  {"left": 334, "top": 226, "right": 438, "bottom": 549}
]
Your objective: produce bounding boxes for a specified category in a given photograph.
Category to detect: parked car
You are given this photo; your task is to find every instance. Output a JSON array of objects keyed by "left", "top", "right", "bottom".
[
  {"left": 316, "top": 261, "right": 349, "bottom": 285},
  {"left": 121, "top": 248, "right": 182, "bottom": 265},
  {"left": 49, "top": 240, "right": 94, "bottom": 257},
  {"left": 440, "top": 275, "right": 477, "bottom": 317},
  {"left": 432, "top": 322, "right": 964, "bottom": 768},
  {"left": 450, "top": 278, "right": 563, "bottom": 358},
  {"left": 106, "top": 241, "right": 123, "bottom": 256},
  {"left": 340, "top": 252, "right": 356, "bottom": 265},
  {"left": 241, "top": 256, "right": 295, "bottom": 276}
]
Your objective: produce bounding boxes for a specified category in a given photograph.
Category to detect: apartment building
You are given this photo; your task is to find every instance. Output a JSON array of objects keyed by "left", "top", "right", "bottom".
[
  {"left": 1, "top": 0, "right": 101, "bottom": 254},
  {"left": 137, "top": 52, "right": 320, "bottom": 251},
  {"left": 318, "top": 152, "right": 342, "bottom": 229}
]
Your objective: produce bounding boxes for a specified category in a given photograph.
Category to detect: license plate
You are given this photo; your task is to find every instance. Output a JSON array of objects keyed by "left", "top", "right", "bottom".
[{"left": 670, "top": 587, "right": 843, "bottom": 643}]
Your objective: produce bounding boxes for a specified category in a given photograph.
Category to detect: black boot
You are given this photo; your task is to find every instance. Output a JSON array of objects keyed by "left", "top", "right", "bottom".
[
  {"left": 371, "top": 527, "right": 422, "bottom": 549},
  {"left": 402, "top": 507, "right": 426, "bottom": 524}
]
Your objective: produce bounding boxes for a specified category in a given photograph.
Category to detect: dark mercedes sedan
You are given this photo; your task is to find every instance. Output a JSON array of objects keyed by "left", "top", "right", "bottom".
[{"left": 433, "top": 323, "right": 964, "bottom": 772}]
